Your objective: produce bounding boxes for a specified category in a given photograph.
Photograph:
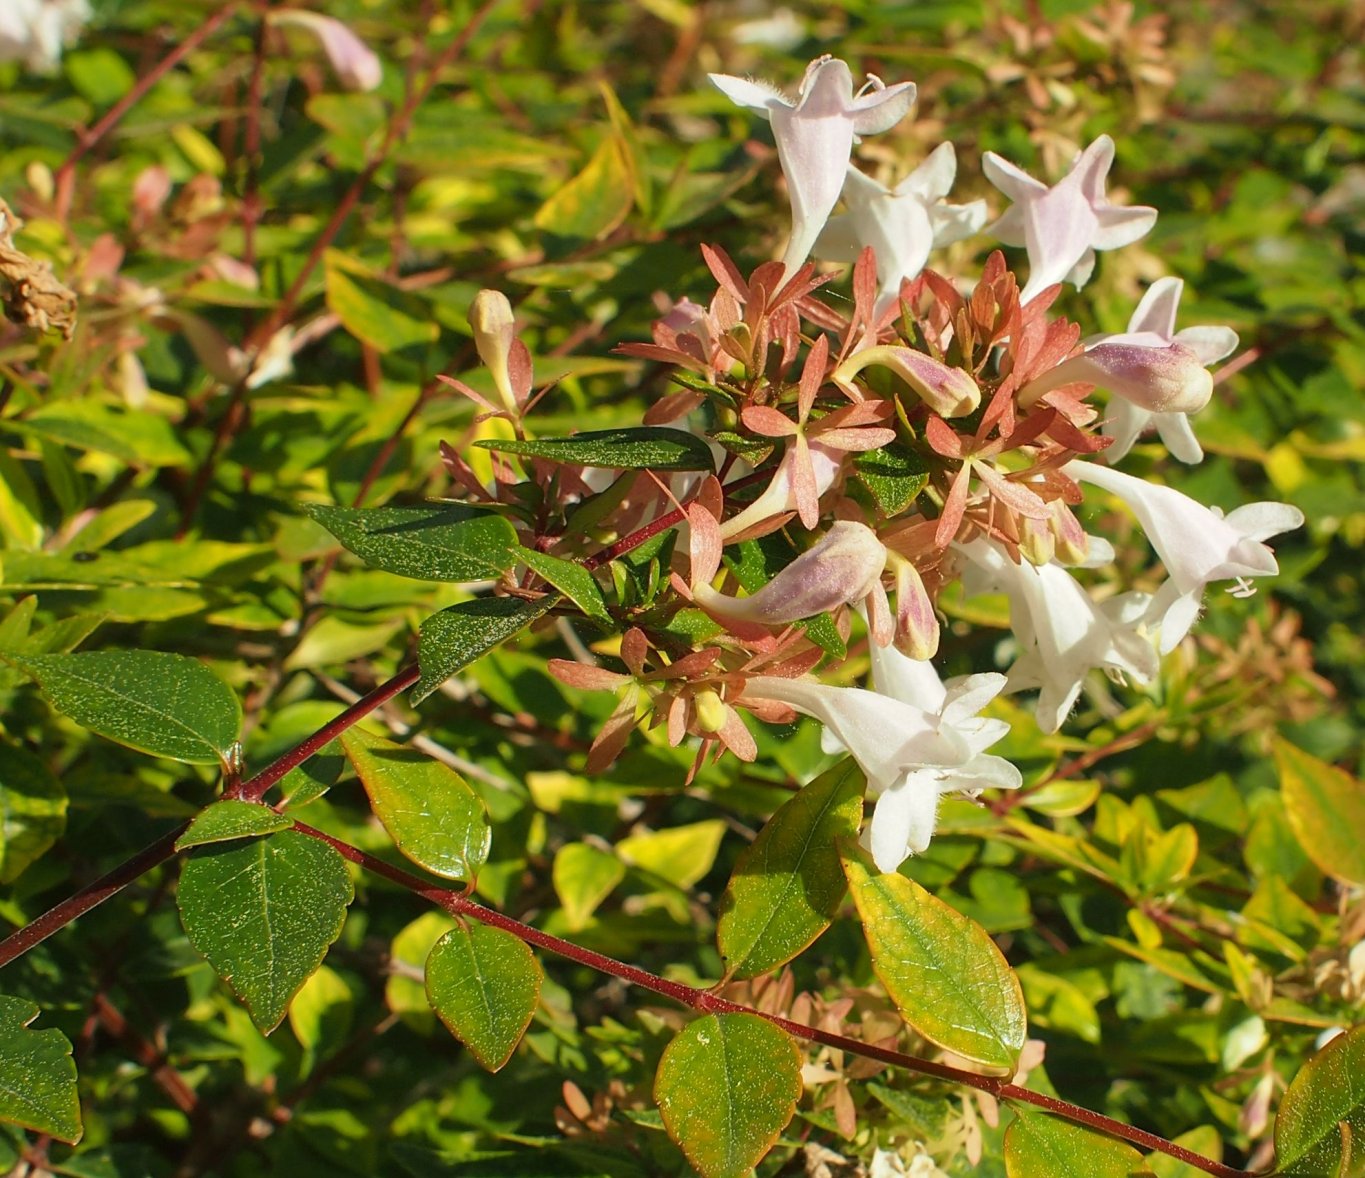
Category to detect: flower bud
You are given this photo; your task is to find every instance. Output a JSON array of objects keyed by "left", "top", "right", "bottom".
[
  {"left": 893, "top": 559, "right": 939, "bottom": 660},
  {"left": 693, "top": 690, "right": 729, "bottom": 735},
  {"left": 1019, "top": 341, "right": 1213, "bottom": 415},
  {"left": 469, "top": 289, "right": 520, "bottom": 415},
  {"left": 269, "top": 10, "right": 383, "bottom": 91},
  {"left": 695, "top": 520, "right": 886, "bottom": 627},
  {"left": 833, "top": 346, "right": 980, "bottom": 417}
]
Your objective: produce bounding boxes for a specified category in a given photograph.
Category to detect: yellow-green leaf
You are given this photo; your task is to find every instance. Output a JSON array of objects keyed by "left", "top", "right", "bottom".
[
  {"left": 842, "top": 844, "right": 1026, "bottom": 1072},
  {"left": 426, "top": 923, "right": 542, "bottom": 1071},
  {"left": 1004, "top": 1112, "right": 1145, "bottom": 1178},
  {"left": 654, "top": 1013, "right": 801, "bottom": 1178},
  {"left": 1275, "top": 1024, "right": 1365, "bottom": 1176},
  {"left": 324, "top": 250, "right": 439, "bottom": 353},
  {"left": 533, "top": 134, "right": 633, "bottom": 240},
  {"left": 618, "top": 820, "right": 725, "bottom": 890},
  {"left": 552, "top": 842, "right": 625, "bottom": 930},
  {"left": 1275, "top": 737, "right": 1365, "bottom": 886}
]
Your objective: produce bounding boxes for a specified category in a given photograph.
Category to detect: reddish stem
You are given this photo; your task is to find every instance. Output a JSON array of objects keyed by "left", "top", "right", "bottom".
[{"left": 291, "top": 821, "right": 1257, "bottom": 1178}]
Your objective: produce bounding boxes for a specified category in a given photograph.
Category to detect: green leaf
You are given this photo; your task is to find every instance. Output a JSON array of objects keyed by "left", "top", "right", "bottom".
[
  {"left": 842, "top": 844, "right": 1025, "bottom": 1072},
  {"left": 1275, "top": 737, "right": 1365, "bottom": 886},
  {"left": 0, "top": 740, "right": 67, "bottom": 884},
  {"left": 1003, "top": 1113, "right": 1145, "bottom": 1178},
  {"left": 1274, "top": 1024, "right": 1365, "bottom": 1176},
  {"left": 425, "top": 923, "right": 543, "bottom": 1072},
  {"left": 386, "top": 911, "right": 459, "bottom": 1032},
  {"left": 6, "top": 651, "right": 241, "bottom": 766},
  {"left": 533, "top": 134, "right": 634, "bottom": 241},
  {"left": 175, "top": 799, "right": 295, "bottom": 850},
  {"left": 324, "top": 250, "right": 439, "bottom": 352},
  {"left": 0, "top": 996, "right": 81, "bottom": 1144},
  {"left": 654, "top": 1013, "right": 801, "bottom": 1178},
  {"left": 853, "top": 442, "right": 929, "bottom": 517},
  {"left": 517, "top": 549, "right": 611, "bottom": 624},
  {"left": 339, "top": 727, "right": 491, "bottom": 882},
  {"left": 552, "top": 842, "right": 625, "bottom": 930},
  {"left": 178, "top": 830, "right": 354, "bottom": 1032},
  {"left": 305, "top": 503, "right": 518, "bottom": 584},
  {"left": 474, "top": 427, "right": 714, "bottom": 472},
  {"left": 287, "top": 964, "right": 355, "bottom": 1069},
  {"left": 14, "top": 403, "right": 191, "bottom": 468},
  {"left": 413, "top": 595, "right": 558, "bottom": 705},
  {"left": 716, "top": 761, "right": 863, "bottom": 978}
]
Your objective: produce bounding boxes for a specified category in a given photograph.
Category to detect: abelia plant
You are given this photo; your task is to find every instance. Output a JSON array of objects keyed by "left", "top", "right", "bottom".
[{"left": 0, "top": 9, "right": 1361, "bottom": 1178}]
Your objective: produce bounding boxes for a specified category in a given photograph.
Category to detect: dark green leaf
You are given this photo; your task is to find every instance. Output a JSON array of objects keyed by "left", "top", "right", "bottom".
[
  {"left": 854, "top": 443, "right": 929, "bottom": 517},
  {"left": 1004, "top": 1113, "right": 1145, "bottom": 1178},
  {"left": 842, "top": 844, "right": 1025, "bottom": 1072},
  {"left": 178, "top": 830, "right": 354, "bottom": 1032},
  {"left": 339, "top": 727, "right": 491, "bottom": 881},
  {"left": 305, "top": 503, "right": 518, "bottom": 584},
  {"left": 1274, "top": 1024, "right": 1365, "bottom": 1176},
  {"left": 654, "top": 1013, "right": 801, "bottom": 1178},
  {"left": 426, "top": 923, "right": 543, "bottom": 1071},
  {"left": 474, "top": 427, "right": 714, "bottom": 472},
  {"left": 1275, "top": 737, "right": 1365, "bottom": 886},
  {"left": 0, "top": 740, "right": 67, "bottom": 884},
  {"left": 518, "top": 549, "right": 611, "bottom": 624},
  {"left": 413, "top": 595, "right": 557, "bottom": 705},
  {"left": 175, "top": 799, "right": 295, "bottom": 850},
  {"left": 717, "top": 761, "right": 863, "bottom": 978},
  {"left": 6, "top": 651, "right": 241, "bottom": 766},
  {"left": 0, "top": 995, "right": 81, "bottom": 1143}
]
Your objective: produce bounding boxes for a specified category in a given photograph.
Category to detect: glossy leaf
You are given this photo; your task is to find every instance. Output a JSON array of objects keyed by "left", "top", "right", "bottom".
[
  {"left": 175, "top": 799, "right": 294, "bottom": 850},
  {"left": 654, "top": 1013, "right": 801, "bottom": 1178},
  {"left": 842, "top": 844, "right": 1026, "bottom": 1072},
  {"left": 1004, "top": 1113, "right": 1145, "bottom": 1178},
  {"left": 552, "top": 842, "right": 625, "bottom": 929},
  {"left": 413, "top": 595, "right": 558, "bottom": 705},
  {"left": 339, "top": 727, "right": 491, "bottom": 882},
  {"left": 178, "top": 830, "right": 354, "bottom": 1032},
  {"left": 0, "top": 996, "right": 81, "bottom": 1144},
  {"left": 517, "top": 548, "right": 611, "bottom": 624},
  {"left": 717, "top": 761, "right": 864, "bottom": 978},
  {"left": 305, "top": 503, "right": 518, "bottom": 585},
  {"left": 853, "top": 442, "right": 929, "bottom": 517},
  {"left": 324, "top": 250, "right": 439, "bottom": 352},
  {"left": 474, "top": 427, "right": 715, "bottom": 472},
  {"left": 1275, "top": 737, "right": 1365, "bottom": 886},
  {"left": 6, "top": 651, "right": 241, "bottom": 766},
  {"left": 617, "top": 820, "right": 726, "bottom": 890},
  {"left": 425, "top": 923, "right": 543, "bottom": 1071},
  {"left": 0, "top": 739, "right": 67, "bottom": 884},
  {"left": 1274, "top": 1024, "right": 1365, "bottom": 1176}
]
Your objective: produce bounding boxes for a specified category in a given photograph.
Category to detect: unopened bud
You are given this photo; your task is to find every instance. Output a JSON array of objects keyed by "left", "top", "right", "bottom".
[
  {"left": 1019, "top": 341, "right": 1213, "bottom": 415},
  {"left": 893, "top": 559, "right": 939, "bottom": 659},
  {"left": 694, "top": 690, "right": 728, "bottom": 735},
  {"left": 469, "top": 289, "right": 519, "bottom": 415},
  {"left": 833, "top": 346, "right": 980, "bottom": 418},
  {"left": 270, "top": 10, "right": 383, "bottom": 91}
]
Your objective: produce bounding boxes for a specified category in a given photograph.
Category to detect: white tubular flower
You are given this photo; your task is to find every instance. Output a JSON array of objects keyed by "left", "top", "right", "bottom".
[
  {"left": 832, "top": 345, "right": 981, "bottom": 418},
  {"left": 1065, "top": 460, "right": 1304, "bottom": 654},
  {"left": 958, "top": 539, "right": 1158, "bottom": 734},
  {"left": 746, "top": 643, "right": 1018, "bottom": 873},
  {"left": 983, "top": 135, "right": 1157, "bottom": 304},
  {"left": 0, "top": 0, "right": 89, "bottom": 73},
  {"left": 270, "top": 10, "right": 383, "bottom": 92},
  {"left": 709, "top": 55, "right": 917, "bottom": 276},
  {"left": 1088, "top": 277, "right": 1240, "bottom": 464},
  {"left": 815, "top": 144, "right": 988, "bottom": 311}
]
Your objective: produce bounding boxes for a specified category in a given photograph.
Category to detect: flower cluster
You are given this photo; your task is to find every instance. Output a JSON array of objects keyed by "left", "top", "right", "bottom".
[{"left": 448, "top": 56, "right": 1303, "bottom": 875}]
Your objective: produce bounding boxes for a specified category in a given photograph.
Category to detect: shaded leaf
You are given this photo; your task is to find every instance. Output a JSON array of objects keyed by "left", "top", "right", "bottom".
[
  {"left": 474, "top": 427, "right": 714, "bottom": 472},
  {"left": 6, "top": 651, "right": 241, "bottom": 766},
  {"left": 0, "top": 740, "right": 67, "bottom": 884},
  {"left": 339, "top": 727, "right": 490, "bottom": 882},
  {"left": 1275, "top": 737, "right": 1365, "bottom": 886},
  {"left": 717, "top": 761, "right": 863, "bottom": 978},
  {"left": 0, "top": 996, "right": 81, "bottom": 1144},
  {"left": 426, "top": 923, "right": 543, "bottom": 1071},
  {"left": 842, "top": 844, "right": 1025, "bottom": 1071},
  {"left": 853, "top": 442, "right": 929, "bottom": 517},
  {"left": 175, "top": 799, "right": 294, "bottom": 850},
  {"left": 1004, "top": 1113, "right": 1145, "bottom": 1178},
  {"left": 533, "top": 134, "right": 634, "bottom": 241},
  {"left": 178, "top": 830, "right": 354, "bottom": 1032},
  {"left": 1274, "top": 1024, "right": 1365, "bottom": 1176},
  {"left": 654, "top": 1013, "right": 801, "bottom": 1178},
  {"left": 413, "top": 595, "right": 558, "bottom": 705},
  {"left": 305, "top": 503, "right": 518, "bottom": 584},
  {"left": 552, "top": 842, "right": 625, "bottom": 930}
]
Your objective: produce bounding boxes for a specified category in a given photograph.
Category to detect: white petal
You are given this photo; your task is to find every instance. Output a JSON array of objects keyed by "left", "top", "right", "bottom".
[
  {"left": 1154, "top": 411, "right": 1204, "bottom": 464},
  {"left": 1127, "top": 276, "right": 1183, "bottom": 339},
  {"left": 813, "top": 212, "right": 863, "bottom": 264},
  {"left": 982, "top": 151, "right": 1047, "bottom": 201},
  {"left": 897, "top": 141, "right": 956, "bottom": 201},
  {"left": 1174, "top": 324, "right": 1240, "bottom": 366},
  {"left": 848, "top": 81, "right": 918, "bottom": 135},
  {"left": 1223, "top": 501, "right": 1306, "bottom": 543},
  {"left": 1071, "top": 134, "right": 1116, "bottom": 204},
  {"left": 1091, "top": 204, "right": 1158, "bottom": 250},
  {"left": 709, "top": 73, "right": 790, "bottom": 119},
  {"left": 930, "top": 199, "right": 989, "bottom": 246},
  {"left": 869, "top": 773, "right": 941, "bottom": 870}
]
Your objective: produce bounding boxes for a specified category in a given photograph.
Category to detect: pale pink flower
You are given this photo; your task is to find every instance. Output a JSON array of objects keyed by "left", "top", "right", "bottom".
[{"left": 271, "top": 10, "right": 383, "bottom": 92}]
